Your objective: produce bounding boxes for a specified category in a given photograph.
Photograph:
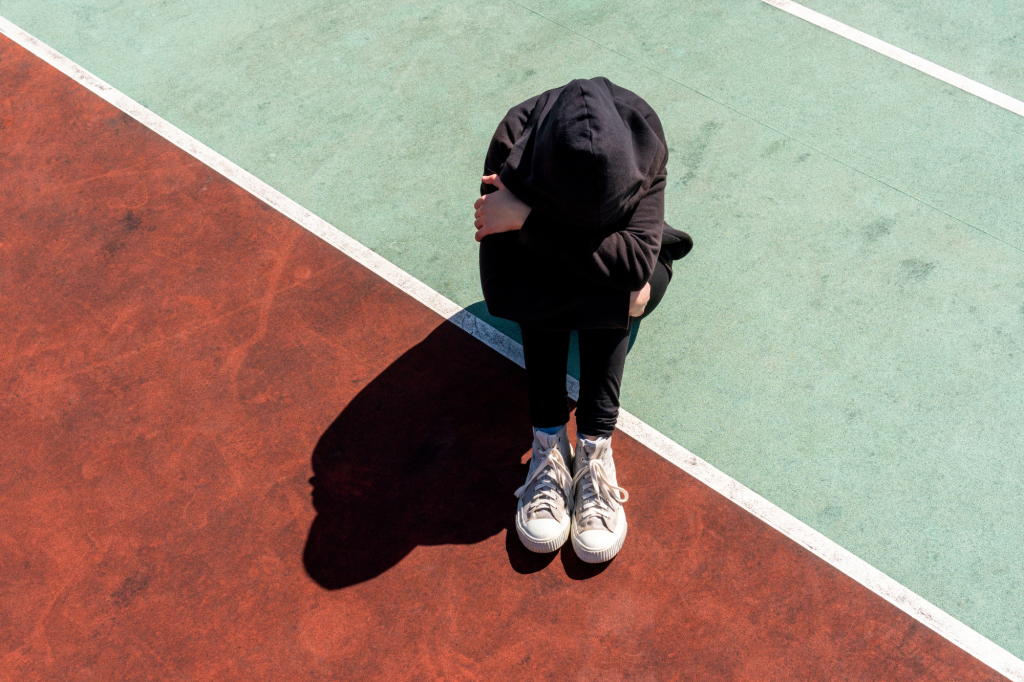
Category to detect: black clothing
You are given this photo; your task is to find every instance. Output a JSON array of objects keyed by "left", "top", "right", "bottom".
[
  {"left": 518, "top": 256, "right": 671, "bottom": 438},
  {"left": 479, "top": 77, "right": 691, "bottom": 330},
  {"left": 520, "top": 325, "right": 630, "bottom": 439},
  {"left": 480, "top": 78, "right": 693, "bottom": 434},
  {"left": 634, "top": 256, "right": 672, "bottom": 323}
]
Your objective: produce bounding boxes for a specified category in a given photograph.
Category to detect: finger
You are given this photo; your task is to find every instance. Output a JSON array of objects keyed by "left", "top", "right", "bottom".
[
  {"left": 474, "top": 224, "right": 497, "bottom": 242},
  {"left": 490, "top": 174, "right": 505, "bottom": 191},
  {"left": 481, "top": 174, "right": 498, "bottom": 186},
  {"left": 474, "top": 218, "right": 484, "bottom": 229},
  {"left": 474, "top": 196, "right": 484, "bottom": 210}
]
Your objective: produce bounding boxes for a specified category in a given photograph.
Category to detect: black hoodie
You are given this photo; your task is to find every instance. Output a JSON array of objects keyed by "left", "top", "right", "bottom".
[{"left": 479, "top": 77, "right": 690, "bottom": 330}]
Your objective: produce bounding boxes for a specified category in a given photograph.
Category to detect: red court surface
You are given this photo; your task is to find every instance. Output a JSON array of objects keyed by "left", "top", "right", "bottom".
[{"left": 0, "top": 36, "right": 1009, "bottom": 681}]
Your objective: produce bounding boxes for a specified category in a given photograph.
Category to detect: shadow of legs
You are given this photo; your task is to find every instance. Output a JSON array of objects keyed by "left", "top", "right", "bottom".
[{"left": 303, "top": 322, "right": 533, "bottom": 589}]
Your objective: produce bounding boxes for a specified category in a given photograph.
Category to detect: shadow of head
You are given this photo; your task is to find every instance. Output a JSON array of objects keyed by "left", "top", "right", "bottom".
[{"left": 303, "top": 321, "right": 535, "bottom": 589}]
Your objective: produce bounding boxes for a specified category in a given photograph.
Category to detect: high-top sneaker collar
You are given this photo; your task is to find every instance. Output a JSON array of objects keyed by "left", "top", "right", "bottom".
[
  {"left": 534, "top": 428, "right": 572, "bottom": 470},
  {"left": 575, "top": 435, "right": 612, "bottom": 471}
]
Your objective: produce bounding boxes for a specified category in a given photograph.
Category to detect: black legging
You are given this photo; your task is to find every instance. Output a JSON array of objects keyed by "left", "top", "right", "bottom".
[{"left": 520, "top": 258, "right": 671, "bottom": 438}]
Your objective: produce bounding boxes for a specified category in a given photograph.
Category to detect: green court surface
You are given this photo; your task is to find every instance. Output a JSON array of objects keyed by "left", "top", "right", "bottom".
[
  {"left": 2, "top": 0, "right": 1022, "bottom": 659},
  {"left": 797, "top": 0, "right": 1024, "bottom": 103}
]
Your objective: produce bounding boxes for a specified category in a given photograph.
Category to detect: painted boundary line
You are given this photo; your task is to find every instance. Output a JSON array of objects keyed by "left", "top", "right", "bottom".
[
  {"left": 761, "top": 0, "right": 1024, "bottom": 118},
  {"left": 1, "top": 15, "right": 1021, "bottom": 681}
]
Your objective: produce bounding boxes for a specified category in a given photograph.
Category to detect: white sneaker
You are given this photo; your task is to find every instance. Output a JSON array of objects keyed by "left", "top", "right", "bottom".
[
  {"left": 571, "top": 435, "right": 629, "bottom": 563},
  {"left": 514, "top": 426, "right": 574, "bottom": 553}
]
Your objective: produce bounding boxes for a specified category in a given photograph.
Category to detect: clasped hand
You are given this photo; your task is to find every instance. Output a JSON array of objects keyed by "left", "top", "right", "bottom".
[
  {"left": 474, "top": 174, "right": 650, "bottom": 317},
  {"left": 473, "top": 174, "right": 532, "bottom": 242}
]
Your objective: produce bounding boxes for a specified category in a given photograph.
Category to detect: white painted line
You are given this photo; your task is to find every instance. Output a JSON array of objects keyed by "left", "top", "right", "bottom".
[
  {"left": 2, "top": 14, "right": 1022, "bottom": 681},
  {"left": 761, "top": 0, "right": 1024, "bottom": 118}
]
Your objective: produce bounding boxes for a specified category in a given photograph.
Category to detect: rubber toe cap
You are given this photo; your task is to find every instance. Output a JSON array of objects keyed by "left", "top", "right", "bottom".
[
  {"left": 522, "top": 518, "right": 564, "bottom": 542},
  {"left": 576, "top": 528, "right": 615, "bottom": 551}
]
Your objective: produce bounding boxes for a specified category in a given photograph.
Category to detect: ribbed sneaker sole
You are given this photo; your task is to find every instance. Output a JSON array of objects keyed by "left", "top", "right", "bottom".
[
  {"left": 571, "top": 520, "right": 628, "bottom": 563},
  {"left": 516, "top": 519, "right": 571, "bottom": 553}
]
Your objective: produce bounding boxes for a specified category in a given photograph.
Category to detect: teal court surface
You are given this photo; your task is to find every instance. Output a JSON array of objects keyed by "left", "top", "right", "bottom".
[{"left": 1, "top": 0, "right": 1023, "bottom": 679}]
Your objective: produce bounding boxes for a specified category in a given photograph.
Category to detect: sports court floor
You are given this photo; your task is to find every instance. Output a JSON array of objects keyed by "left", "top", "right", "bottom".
[{"left": 1, "top": 0, "right": 1022, "bottom": 679}]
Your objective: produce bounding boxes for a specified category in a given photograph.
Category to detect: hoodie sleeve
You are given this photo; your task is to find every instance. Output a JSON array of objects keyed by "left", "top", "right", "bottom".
[
  {"left": 480, "top": 94, "right": 543, "bottom": 196},
  {"left": 518, "top": 169, "right": 664, "bottom": 293},
  {"left": 575, "top": 172, "right": 664, "bottom": 291},
  {"left": 564, "top": 172, "right": 664, "bottom": 292}
]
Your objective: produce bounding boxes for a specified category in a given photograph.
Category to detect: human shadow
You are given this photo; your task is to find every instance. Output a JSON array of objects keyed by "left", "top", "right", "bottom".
[{"left": 304, "top": 320, "right": 575, "bottom": 589}]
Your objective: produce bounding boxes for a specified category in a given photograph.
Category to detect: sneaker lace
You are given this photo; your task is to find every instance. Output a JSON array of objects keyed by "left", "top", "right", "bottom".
[
  {"left": 514, "top": 447, "right": 574, "bottom": 514},
  {"left": 572, "top": 458, "right": 628, "bottom": 525}
]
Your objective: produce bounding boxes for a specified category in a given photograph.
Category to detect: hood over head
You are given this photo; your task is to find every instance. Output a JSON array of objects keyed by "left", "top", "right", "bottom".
[{"left": 499, "top": 77, "right": 667, "bottom": 229}]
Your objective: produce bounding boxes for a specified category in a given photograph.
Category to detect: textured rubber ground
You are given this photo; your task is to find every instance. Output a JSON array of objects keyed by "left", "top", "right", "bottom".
[
  {"left": 3, "top": 0, "right": 1024, "bottom": 654},
  {"left": 0, "top": 36, "right": 1011, "bottom": 682}
]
